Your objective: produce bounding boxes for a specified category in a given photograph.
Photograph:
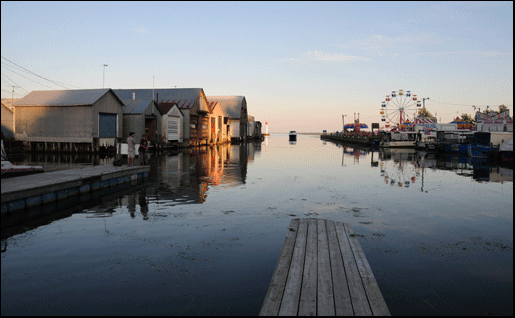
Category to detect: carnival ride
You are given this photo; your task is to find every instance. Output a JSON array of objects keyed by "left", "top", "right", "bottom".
[{"left": 380, "top": 90, "right": 422, "bottom": 130}]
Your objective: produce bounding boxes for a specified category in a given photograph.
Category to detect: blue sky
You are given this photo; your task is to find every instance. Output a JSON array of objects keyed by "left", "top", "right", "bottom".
[{"left": 1, "top": 1, "right": 513, "bottom": 132}]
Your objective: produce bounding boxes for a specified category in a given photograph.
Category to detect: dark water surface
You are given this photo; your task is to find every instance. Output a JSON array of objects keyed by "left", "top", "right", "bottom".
[{"left": 1, "top": 134, "right": 513, "bottom": 316}]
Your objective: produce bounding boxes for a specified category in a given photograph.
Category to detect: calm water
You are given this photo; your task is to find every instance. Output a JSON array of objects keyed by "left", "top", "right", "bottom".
[{"left": 1, "top": 134, "right": 513, "bottom": 316}]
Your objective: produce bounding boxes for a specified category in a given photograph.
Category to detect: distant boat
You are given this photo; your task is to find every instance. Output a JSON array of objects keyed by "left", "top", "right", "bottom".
[
  {"left": 499, "top": 138, "right": 513, "bottom": 163},
  {"left": 289, "top": 131, "right": 297, "bottom": 141},
  {"left": 379, "top": 131, "right": 417, "bottom": 148},
  {"left": 415, "top": 133, "right": 437, "bottom": 151},
  {"left": 1, "top": 140, "right": 44, "bottom": 178},
  {"left": 433, "top": 129, "right": 475, "bottom": 154},
  {"left": 467, "top": 131, "right": 511, "bottom": 159}
]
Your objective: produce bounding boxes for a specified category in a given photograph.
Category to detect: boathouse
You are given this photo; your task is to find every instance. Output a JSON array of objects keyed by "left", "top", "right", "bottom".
[
  {"left": 206, "top": 96, "right": 248, "bottom": 142},
  {"left": 157, "top": 102, "right": 184, "bottom": 144},
  {"left": 113, "top": 88, "right": 210, "bottom": 146},
  {"left": 1, "top": 99, "right": 17, "bottom": 139},
  {"left": 121, "top": 95, "right": 162, "bottom": 145},
  {"left": 207, "top": 101, "right": 228, "bottom": 144},
  {"left": 13, "top": 89, "right": 124, "bottom": 152}
]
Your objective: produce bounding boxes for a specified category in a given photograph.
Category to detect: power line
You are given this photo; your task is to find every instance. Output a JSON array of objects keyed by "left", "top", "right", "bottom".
[
  {"left": 0, "top": 72, "right": 29, "bottom": 94},
  {"left": 430, "top": 99, "right": 512, "bottom": 107},
  {"left": 0, "top": 87, "right": 24, "bottom": 96},
  {"left": 1, "top": 56, "right": 82, "bottom": 89},
  {"left": 2, "top": 66, "right": 58, "bottom": 90},
  {"left": 1, "top": 61, "right": 79, "bottom": 90}
]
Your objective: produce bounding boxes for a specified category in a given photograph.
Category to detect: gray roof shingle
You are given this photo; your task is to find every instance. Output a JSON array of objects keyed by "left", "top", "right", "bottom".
[
  {"left": 13, "top": 89, "right": 114, "bottom": 106},
  {"left": 121, "top": 99, "right": 154, "bottom": 114},
  {"left": 113, "top": 88, "right": 204, "bottom": 109}
]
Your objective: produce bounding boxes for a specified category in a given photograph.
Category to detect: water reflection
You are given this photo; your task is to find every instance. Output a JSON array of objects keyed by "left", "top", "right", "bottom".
[
  {"left": 149, "top": 143, "right": 257, "bottom": 206},
  {"left": 328, "top": 141, "right": 513, "bottom": 187},
  {"left": 1, "top": 135, "right": 512, "bottom": 316},
  {"left": 1, "top": 142, "right": 260, "bottom": 246}
]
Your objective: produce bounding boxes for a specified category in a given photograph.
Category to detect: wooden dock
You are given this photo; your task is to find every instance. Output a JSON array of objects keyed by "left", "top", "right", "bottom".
[
  {"left": 260, "top": 218, "right": 390, "bottom": 316},
  {"left": 320, "top": 134, "right": 380, "bottom": 147},
  {"left": 1, "top": 165, "right": 149, "bottom": 214}
]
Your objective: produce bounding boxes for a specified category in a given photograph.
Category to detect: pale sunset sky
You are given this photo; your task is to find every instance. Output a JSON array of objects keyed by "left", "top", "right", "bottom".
[{"left": 1, "top": 1, "right": 513, "bottom": 132}]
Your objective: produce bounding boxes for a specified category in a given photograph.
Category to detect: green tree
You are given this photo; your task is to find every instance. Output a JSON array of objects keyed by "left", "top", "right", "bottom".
[
  {"left": 499, "top": 104, "right": 508, "bottom": 113},
  {"left": 417, "top": 108, "right": 434, "bottom": 117},
  {"left": 461, "top": 113, "right": 475, "bottom": 124}
]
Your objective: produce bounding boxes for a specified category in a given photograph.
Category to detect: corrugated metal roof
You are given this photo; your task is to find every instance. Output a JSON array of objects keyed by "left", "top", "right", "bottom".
[
  {"left": 13, "top": 89, "right": 113, "bottom": 106},
  {"left": 206, "top": 96, "right": 246, "bottom": 119},
  {"left": 121, "top": 99, "right": 154, "bottom": 114},
  {"left": 112, "top": 88, "right": 203, "bottom": 110}
]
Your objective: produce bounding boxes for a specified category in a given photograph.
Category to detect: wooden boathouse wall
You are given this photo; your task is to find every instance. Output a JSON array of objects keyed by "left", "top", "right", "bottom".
[{"left": 14, "top": 89, "right": 124, "bottom": 153}]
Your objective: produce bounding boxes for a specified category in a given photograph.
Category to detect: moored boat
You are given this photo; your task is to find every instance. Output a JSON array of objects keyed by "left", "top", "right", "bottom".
[
  {"left": 468, "top": 131, "right": 512, "bottom": 159},
  {"left": 1, "top": 140, "right": 44, "bottom": 178},
  {"left": 415, "top": 133, "right": 437, "bottom": 150},
  {"left": 289, "top": 131, "right": 297, "bottom": 141},
  {"left": 379, "top": 131, "right": 417, "bottom": 148},
  {"left": 433, "top": 130, "right": 474, "bottom": 154},
  {"left": 499, "top": 138, "right": 513, "bottom": 163}
]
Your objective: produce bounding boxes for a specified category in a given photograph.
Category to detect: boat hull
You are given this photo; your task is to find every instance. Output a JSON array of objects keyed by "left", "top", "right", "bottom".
[
  {"left": 1, "top": 166, "right": 45, "bottom": 178},
  {"left": 379, "top": 141, "right": 416, "bottom": 148}
]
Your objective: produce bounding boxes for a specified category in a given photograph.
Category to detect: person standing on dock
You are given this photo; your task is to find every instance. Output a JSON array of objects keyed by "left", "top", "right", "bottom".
[
  {"left": 127, "top": 132, "right": 136, "bottom": 166},
  {"left": 139, "top": 134, "right": 149, "bottom": 165}
]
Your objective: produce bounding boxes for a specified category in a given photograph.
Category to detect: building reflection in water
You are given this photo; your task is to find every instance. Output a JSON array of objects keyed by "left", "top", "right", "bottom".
[
  {"left": 151, "top": 142, "right": 259, "bottom": 206},
  {"left": 327, "top": 141, "right": 512, "bottom": 191},
  {"left": 2, "top": 142, "right": 260, "bottom": 240},
  {"left": 377, "top": 148, "right": 513, "bottom": 190}
]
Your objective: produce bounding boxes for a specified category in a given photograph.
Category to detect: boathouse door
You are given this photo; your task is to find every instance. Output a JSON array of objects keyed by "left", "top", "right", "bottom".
[{"left": 145, "top": 117, "right": 157, "bottom": 142}]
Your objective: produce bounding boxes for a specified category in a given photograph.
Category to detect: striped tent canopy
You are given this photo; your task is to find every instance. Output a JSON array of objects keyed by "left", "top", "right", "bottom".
[
  {"left": 344, "top": 123, "right": 368, "bottom": 129},
  {"left": 450, "top": 118, "right": 473, "bottom": 130}
]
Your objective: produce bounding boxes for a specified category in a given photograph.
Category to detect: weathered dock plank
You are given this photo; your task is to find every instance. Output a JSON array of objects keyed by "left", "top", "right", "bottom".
[
  {"left": 344, "top": 224, "right": 391, "bottom": 316},
  {"left": 259, "top": 219, "right": 300, "bottom": 316},
  {"left": 279, "top": 218, "right": 308, "bottom": 316},
  {"left": 326, "top": 220, "right": 353, "bottom": 316},
  {"left": 335, "top": 221, "right": 372, "bottom": 316},
  {"left": 260, "top": 218, "right": 389, "bottom": 316},
  {"left": 298, "top": 218, "right": 317, "bottom": 316},
  {"left": 316, "top": 219, "right": 335, "bottom": 316}
]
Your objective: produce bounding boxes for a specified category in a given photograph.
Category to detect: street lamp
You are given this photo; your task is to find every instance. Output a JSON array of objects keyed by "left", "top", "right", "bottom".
[
  {"left": 103, "top": 64, "right": 108, "bottom": 88},
  {"left": 422, "top": 97, "right": 429, "bottom": 132},
  {"left": 422, "top": 97, "right": 429, "bottom": 114}
]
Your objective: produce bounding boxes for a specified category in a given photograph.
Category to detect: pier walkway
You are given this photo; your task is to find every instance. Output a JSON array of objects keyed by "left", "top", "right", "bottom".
[
  {"left": 260, "top": 218, "right": 390, "bottom": 316},
  {"left": 1, "top": 165, "right": 149, "bottom": 214}
]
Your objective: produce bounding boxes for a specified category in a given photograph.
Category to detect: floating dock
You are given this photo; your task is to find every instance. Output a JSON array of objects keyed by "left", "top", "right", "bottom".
[
  {"left": 260, "top": 218, "right": 390, "bottom": 316},
  {"left": 320, "top": 134, "right": 380, "bottom": 147},
  {"left": 1, "top": 165, "right": 149, "bottom": 214}
]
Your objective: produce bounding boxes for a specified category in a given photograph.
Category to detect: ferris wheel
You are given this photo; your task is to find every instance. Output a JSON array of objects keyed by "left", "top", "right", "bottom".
[{"left": 380, "top": 90, "right": 422, "bottom": 128}]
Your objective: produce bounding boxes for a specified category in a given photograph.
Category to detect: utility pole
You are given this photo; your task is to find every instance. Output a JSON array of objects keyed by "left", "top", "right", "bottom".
[
  {"left": 11, "top": 85, "right": 19, "bottom": 105},
  {"left": 103, "top": 64, "right": 108, "bottom": 88},
  {"left": 11, "top": 85, "right": 19, "bottom": 135},
  {"left": 422, "top": 97, "right": 429, "bottom": 133}
]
